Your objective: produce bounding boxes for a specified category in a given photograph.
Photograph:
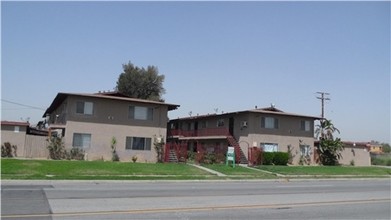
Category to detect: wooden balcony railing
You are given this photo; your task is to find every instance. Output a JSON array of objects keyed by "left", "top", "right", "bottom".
[{"left": 169, "top": 127, "right": 230, "bottom": 137}]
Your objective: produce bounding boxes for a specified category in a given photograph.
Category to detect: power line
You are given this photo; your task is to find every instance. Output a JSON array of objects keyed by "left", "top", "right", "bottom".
[
  {"left": 316, "top": 92, "right": 330, "bottom": 119},
  {"left": 1, "top": 99, "right": 45, "bottom": 111}
]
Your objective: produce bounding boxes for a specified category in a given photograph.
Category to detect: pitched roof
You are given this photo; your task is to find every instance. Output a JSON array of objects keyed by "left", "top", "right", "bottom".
[
  {"left": 170, "top": 107, "right": 320, "bottom": 121},
  {"left": 1, "top": 121, "right": 30, "bottom": 127},
  {"left": 248, "top": 108, "right": 321, "bottom": 119},
  {"left": 43, "top": 92, "right": 180, "bottom": 117}
]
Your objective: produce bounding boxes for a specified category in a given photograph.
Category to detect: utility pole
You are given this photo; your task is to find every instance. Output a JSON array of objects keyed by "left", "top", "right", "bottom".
[{"left": 316, "top": 92, "right": 330, "bottom": 119}]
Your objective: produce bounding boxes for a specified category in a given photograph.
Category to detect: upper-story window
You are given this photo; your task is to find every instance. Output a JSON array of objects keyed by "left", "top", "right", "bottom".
[
  {"left": 129, "top": 106, "right": 153, "bottom": 120},
  {"left": 217, "top": 119, "right": 225, "bottom": 127},
  {"left": 76, "top": 101, "right": 93, "bottom": 115},
  {"left": 14, "top": 126, "right": 20, "bottom": 133},
  {"left": 261, "top": 117, "right": 279, "bottom": 129},
  {"left": 200, "top": 121, "right": 208, "bottom": 129},
  {"left": 300, "top": 120, "right": 311, "bottom": 132}
]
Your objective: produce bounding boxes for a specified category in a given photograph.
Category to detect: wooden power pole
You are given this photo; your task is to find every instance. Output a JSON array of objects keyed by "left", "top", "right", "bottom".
[{"left": 316, "top": 92, "right": 330, "bottom": 119}]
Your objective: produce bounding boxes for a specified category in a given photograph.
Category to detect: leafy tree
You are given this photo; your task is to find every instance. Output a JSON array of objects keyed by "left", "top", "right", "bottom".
[
  {"left": 381, "top": 143, "right": 391, "bottom": 153},
  {"left": 315, "top": 119, "right": 344, "bottom": 166},
  {"left": 116, "top": 61, "right": 166, "bottom": 102}
]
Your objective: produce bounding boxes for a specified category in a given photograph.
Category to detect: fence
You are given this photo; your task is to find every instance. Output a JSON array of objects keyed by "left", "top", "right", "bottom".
[{"left": 24, "top": 135, "right": 49, "bottom": 159}]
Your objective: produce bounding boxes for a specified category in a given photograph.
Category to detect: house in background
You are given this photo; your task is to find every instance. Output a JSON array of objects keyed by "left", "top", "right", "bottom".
[
  {"left": 1, "top": 121, "right": 30, "bottom": 157},
  {"left": 43, "top": 92, "right": 179, "bottom": 162},
  {"left": 368, "top": 142, "right": 383, "bottom": 154},
  {"left": 166, "top": 105, "right": 320, "bottom": 165}
]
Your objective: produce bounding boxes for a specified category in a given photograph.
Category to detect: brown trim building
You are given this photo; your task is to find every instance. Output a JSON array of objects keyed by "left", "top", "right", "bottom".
[
  {"left": 167, "top": 106, "right": 321, "bottom": 165},
  {"left": 43, "top": 92, "right": 179, "bottom": 162}
]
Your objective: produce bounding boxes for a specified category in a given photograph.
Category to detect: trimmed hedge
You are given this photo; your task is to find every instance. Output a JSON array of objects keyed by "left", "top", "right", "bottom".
[{"left": 259, "top": 152, "right": 289, "bottom": 166}]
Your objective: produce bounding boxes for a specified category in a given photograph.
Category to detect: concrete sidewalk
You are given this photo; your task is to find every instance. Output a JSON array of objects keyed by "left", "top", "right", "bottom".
[{"left": 189, "top": 164, "right": 227, "bottom": 177}]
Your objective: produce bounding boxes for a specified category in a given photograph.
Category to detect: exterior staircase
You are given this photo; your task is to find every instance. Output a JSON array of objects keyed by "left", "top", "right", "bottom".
[
  {"left": 168, "top": 149, "right": 178, "bottom": 163},
  {"left": 227, "top": 136, "right": 248, "bottom": 164}
]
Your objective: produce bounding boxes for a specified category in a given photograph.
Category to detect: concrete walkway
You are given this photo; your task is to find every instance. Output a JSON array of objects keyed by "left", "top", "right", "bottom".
[{"left": 189, "top": 164, "right": 227, "bottom": 177}]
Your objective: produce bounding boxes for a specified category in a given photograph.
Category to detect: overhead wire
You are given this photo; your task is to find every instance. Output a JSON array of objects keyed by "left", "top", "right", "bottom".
[{"left": 1, "top": 99, "right": 45, "bottom": 111}]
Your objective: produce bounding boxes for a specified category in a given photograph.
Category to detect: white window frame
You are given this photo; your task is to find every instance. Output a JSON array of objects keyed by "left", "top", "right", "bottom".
[
  {"left": 76, "top": 101, "right": 94, "bottom": 115},
  {"left": 260, "top": 143, "right": 278, "bottom": 152},
  {"left": 301, "top": 120, "right": 311, "bottom": 132},
  {"left": 300, "top": 145, "right": 311, "bottom": 157},
  {"left": 14, "top": 126, "right": 20, "bottom": 133},
  {"left": 129, "top": 106, "right": 153, "bottom": 121},
  {"left": 261, "top": 117, "right": 279, "bottom": 129},
  {"left": 72, "top": 133, "right": 91, "bottom": 148},
  {"left": 126, "top": 137, "right": 152, "bottom": 151}
]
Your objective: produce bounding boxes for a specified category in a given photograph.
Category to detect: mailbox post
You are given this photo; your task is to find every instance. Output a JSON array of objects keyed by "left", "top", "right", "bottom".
[{"left": 226, "top": 146, "right": 235, "bottom": 168}]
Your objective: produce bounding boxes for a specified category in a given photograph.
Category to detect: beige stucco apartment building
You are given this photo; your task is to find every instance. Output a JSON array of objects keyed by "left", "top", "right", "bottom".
[
  {"left": 44, "top": 92, "right": 179, "bottom": 162},
  {"left": 167, "top": 106, "right": 321, "bottom": 165}
]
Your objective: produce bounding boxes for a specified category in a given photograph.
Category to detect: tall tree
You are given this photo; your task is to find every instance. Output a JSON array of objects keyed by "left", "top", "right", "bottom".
[
  {"left": 315, "top": 119, "right": 344, "bottom": 165},
  {"left": 116, "top": 61, "right": 166, "bottom": 102}
]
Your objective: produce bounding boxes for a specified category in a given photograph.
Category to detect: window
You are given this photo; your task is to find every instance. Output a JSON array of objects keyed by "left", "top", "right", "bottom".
[
  {"left": 300, "top": 120, "right": 311, "bottom": 132},
  {"left": 260, "top": 143, "right": 278, "bottom": 152},
  {"left": 129, "top": 106, "right": 153, "bottom": 120},
  {"left": 14, "top": 126, "right": 20, "bottom": 133},
  {"left": 217, "top": 119, "right": 224, "bottom": 127},
  {"left": 76, "top": 101, "right": 93, "bottom": 115},
  {"left": 126, "top": 137, "right": 151, "bottom": 151},
  {"left": 200, "top": 121, "right": 208, "bottom": 129},
  {"left": 73, "top": 133, "right": 91, "bottom": 148},
  {"left": 300, "top": 145, "right": 310, "bottom": 156},
  {"left": 261, "top": 117, "right": 279, "bottom": 129}
]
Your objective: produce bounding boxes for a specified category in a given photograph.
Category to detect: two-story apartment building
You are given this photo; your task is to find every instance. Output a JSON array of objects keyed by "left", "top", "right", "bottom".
[
  {"left": 43, "top": 92, "right": 179, "bottom": 162},
  {"left": 167, "top": 106, "right": 320, "bottom": 165}
]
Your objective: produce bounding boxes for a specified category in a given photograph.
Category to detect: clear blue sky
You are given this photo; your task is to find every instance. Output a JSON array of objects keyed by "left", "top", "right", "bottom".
[{"left": 2, "top": 1, "right": 390, "bottom": 143}]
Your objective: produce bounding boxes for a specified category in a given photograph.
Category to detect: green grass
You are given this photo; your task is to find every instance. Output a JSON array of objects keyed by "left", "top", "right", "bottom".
[
  {"left": 202, "top": 164, "right": 276, "bottom": 179},
  {"left": 257, "top": 165, "right": 391, "bottom": 176},
  {"left": 1, "top": 159, "right": 215, "bottom": 180},
  {"left": 2, "top": 159, "right": 390, "bottom": 180}
]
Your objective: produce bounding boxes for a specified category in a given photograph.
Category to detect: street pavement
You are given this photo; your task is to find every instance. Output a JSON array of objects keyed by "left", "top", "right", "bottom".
[{"left": 1, "top": 179, "right": 390, "bottom": 220}]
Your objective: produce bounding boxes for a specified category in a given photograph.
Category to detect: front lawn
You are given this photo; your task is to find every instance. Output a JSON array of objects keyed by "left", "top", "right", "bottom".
[
  {"left": 257, "top": 165, "right": 391, "bottom": 176},
  {"left": 1, "top": 159, "right": 215, "bottom": 180}
]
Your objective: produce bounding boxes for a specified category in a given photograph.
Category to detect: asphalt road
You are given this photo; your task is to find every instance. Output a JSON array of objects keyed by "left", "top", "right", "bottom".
[{"left": 2, "top": 179, "right": 390, "bottom": 220}]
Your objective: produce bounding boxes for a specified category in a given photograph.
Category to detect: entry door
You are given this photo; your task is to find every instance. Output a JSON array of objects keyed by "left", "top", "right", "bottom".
[{"left": 229, "top": 117, "right": 234, "bottom": 136}]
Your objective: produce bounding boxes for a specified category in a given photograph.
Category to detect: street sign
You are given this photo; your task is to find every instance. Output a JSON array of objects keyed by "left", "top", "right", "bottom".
[{"left": 226, "top": 146, "right": 235, "bottom": 168}]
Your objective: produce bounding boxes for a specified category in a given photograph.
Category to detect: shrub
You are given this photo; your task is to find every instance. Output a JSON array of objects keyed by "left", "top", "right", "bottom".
[
  {"left": 132, "top": 156, "right": 138, "bottom": 163},
  {"left": 187, "top": 151, "right": 195, "bottom": 161},
  {"left": 258, "top": 152, "right": 289, "bottom": 165},
  {"left": 371, "top": 155, "right": 391, "bottom": 166},
  {"left": 273, "top": 152, "right": 289, "bottom": 165},
  {"left": 203, "top": 152, "right": 216, "bottom": 164},
  {"left": 1, "top": 142, "right": 17, "bottom": 157},
  {"left": 262, "top": 152, "right": 274, "bottom": 165},
  {"left": 47, "top": 136, "right": 66, "bottom": 160},
  {"left": 111, "top": 137, "right": 120, "bottom": 162},
  {"left": 69, "top": 148, "right": 85, "bottom": 160},
  {"left": 215, "top": 153, "right": 226, "bottom": 164}
]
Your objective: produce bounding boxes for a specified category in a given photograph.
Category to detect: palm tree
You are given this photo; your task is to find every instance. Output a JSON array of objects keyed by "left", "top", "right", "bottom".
[
  {"left": 315, "top": 119, "right": 344, "bottom": 165},
  {"left": 316, "top": 119, "right": 340, "bottom": 140}
]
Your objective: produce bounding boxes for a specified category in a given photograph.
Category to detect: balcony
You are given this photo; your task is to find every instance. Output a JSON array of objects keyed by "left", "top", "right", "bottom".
[{"left": 169, "top": 127, "right": 230, "bottom": 138}]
